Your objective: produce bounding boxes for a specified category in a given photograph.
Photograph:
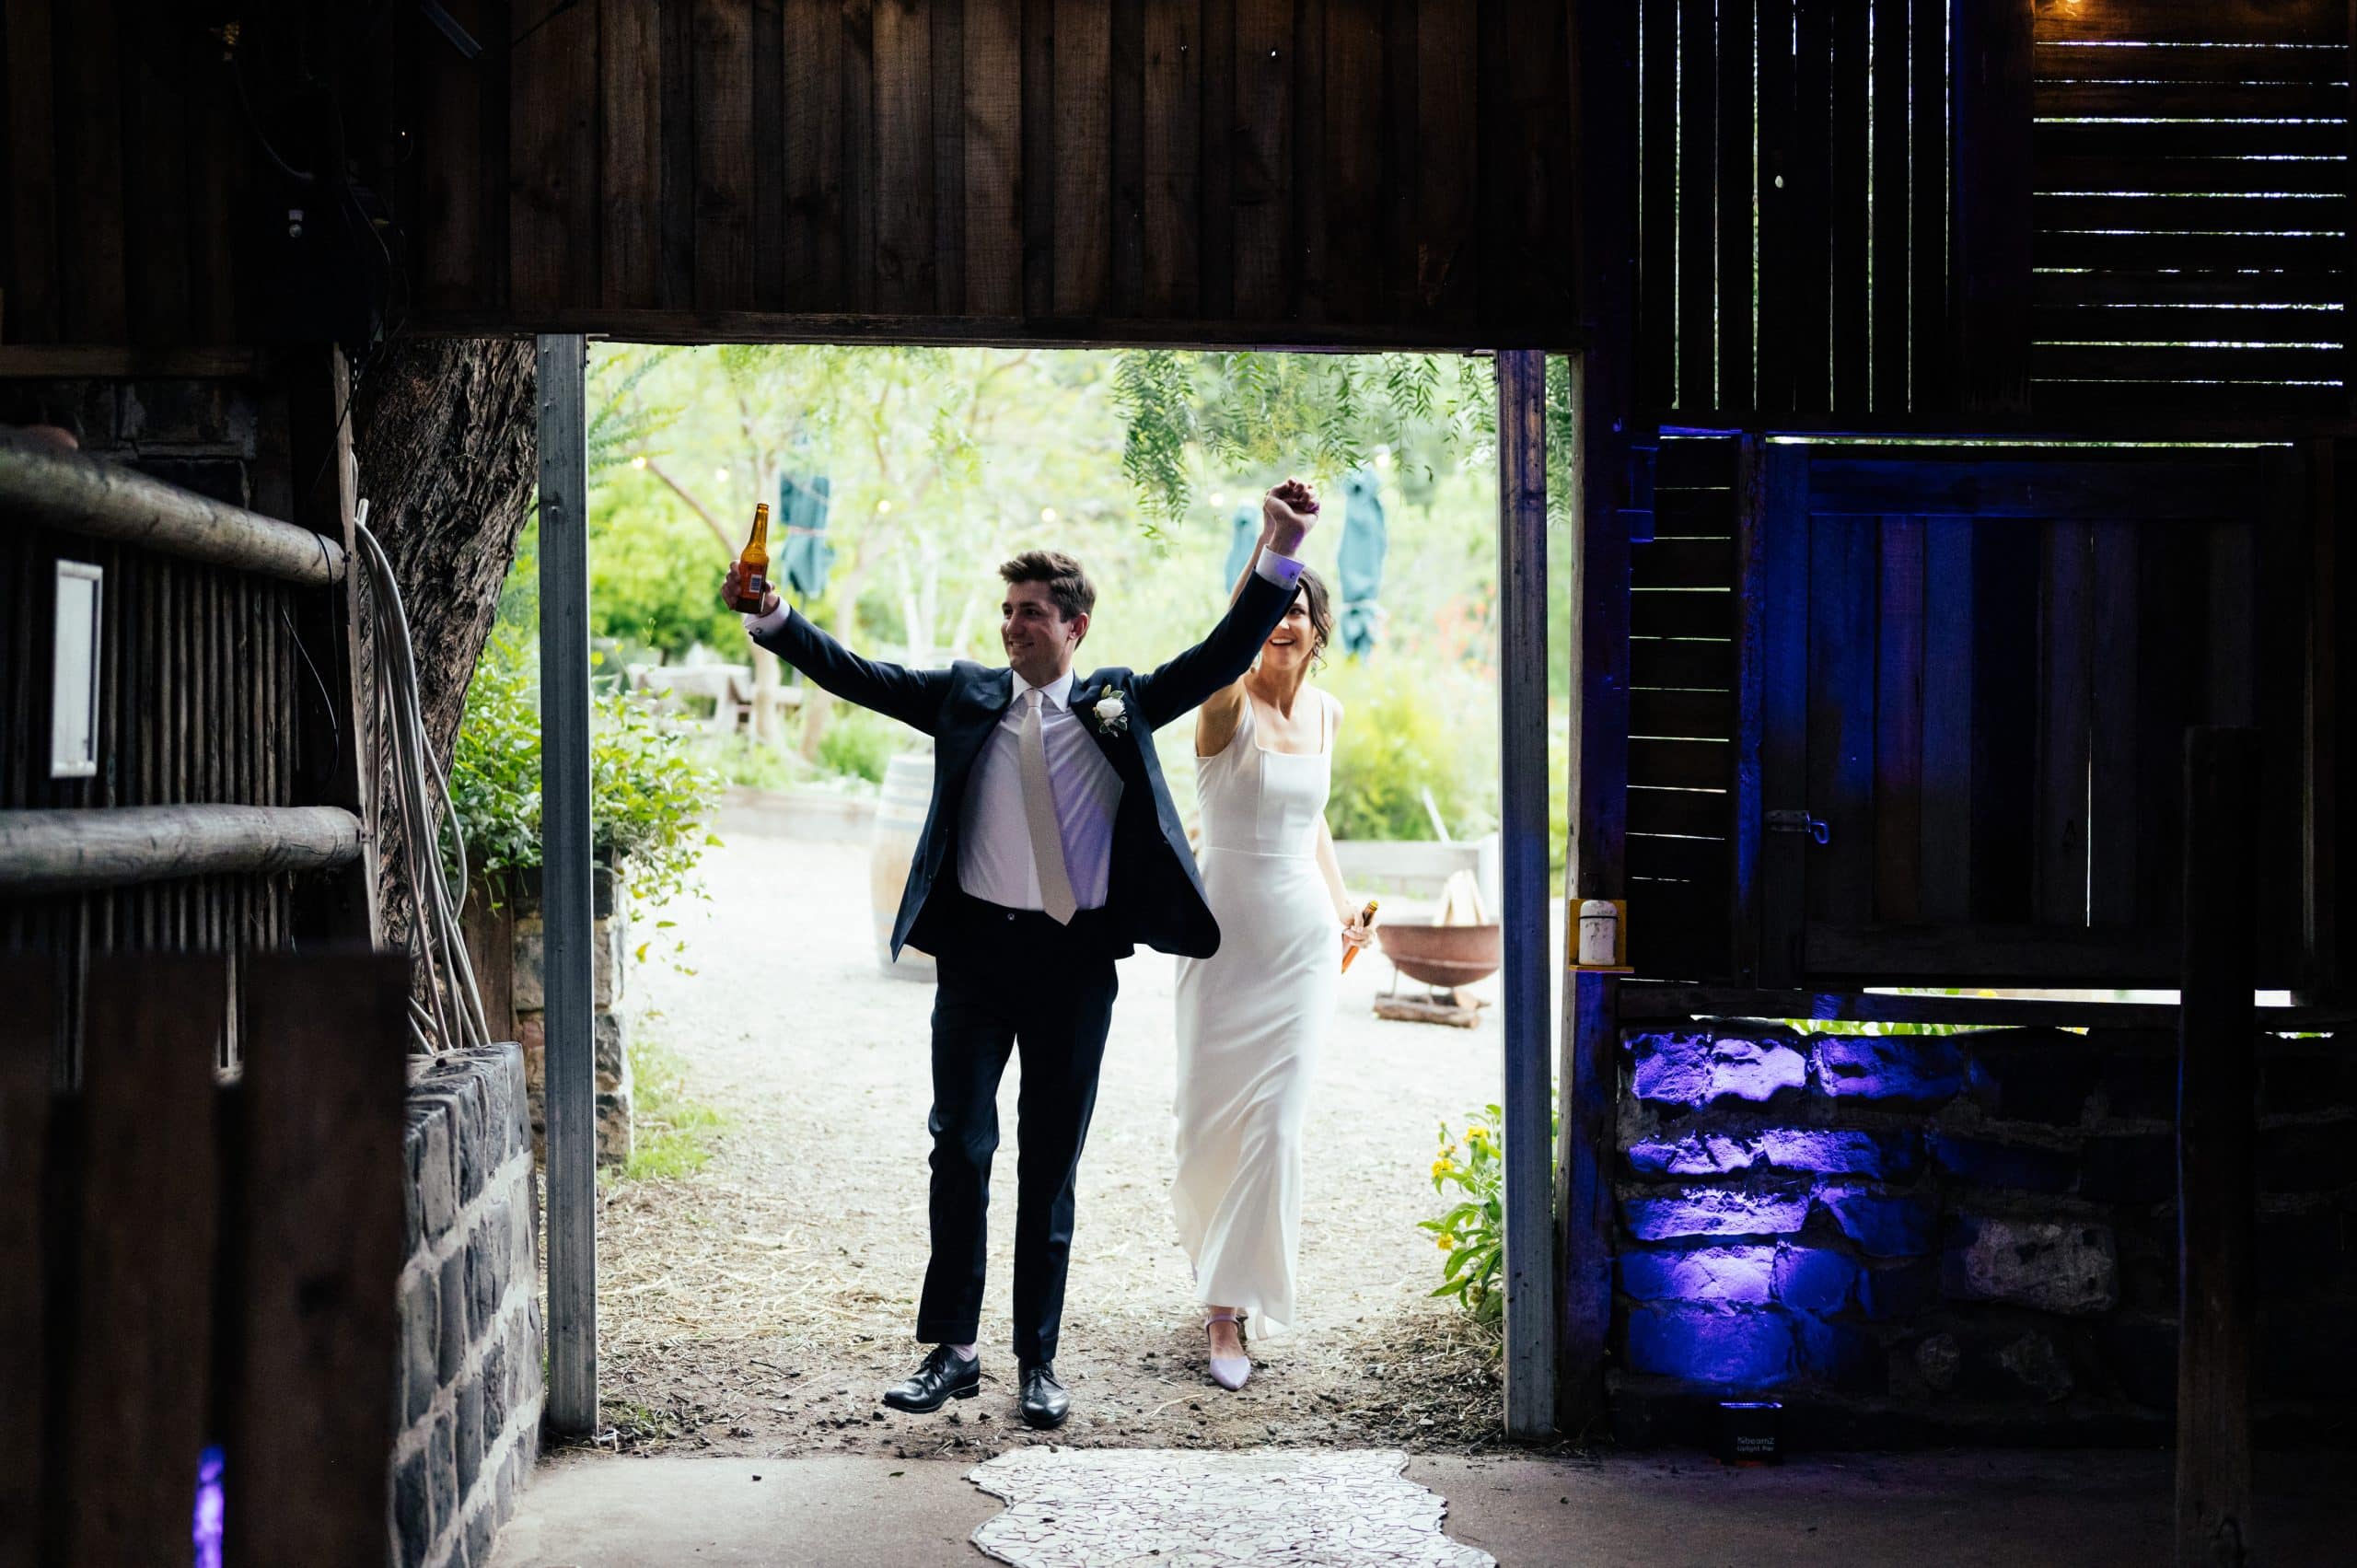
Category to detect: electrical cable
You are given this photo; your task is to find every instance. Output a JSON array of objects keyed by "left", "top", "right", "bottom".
[{"left": 354, "top": 501, "right": 493, "bottom": 1055}]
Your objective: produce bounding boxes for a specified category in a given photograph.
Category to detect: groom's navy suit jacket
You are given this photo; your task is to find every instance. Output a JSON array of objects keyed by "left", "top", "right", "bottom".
[{"left": 750, "top": 570, "right": 1294, "bottom": 963}]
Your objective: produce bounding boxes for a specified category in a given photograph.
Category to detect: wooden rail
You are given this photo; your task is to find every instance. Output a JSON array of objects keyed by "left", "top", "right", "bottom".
[
  {"left": 0, "top": 427, "right": 346, "bottom": 585},
  {"left": 0, "top": 806, "right": 362, "bottom": 893}
]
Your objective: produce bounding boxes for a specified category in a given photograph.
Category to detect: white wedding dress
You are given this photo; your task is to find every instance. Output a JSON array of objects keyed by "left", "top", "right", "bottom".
[{"left": 1171, "top": 691, "right": 1340, "bottom": 1337}]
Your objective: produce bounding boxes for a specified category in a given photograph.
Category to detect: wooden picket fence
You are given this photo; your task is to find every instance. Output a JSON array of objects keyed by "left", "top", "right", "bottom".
[{"left": 0, "top": 949, "right": 409, "bottom": 1566}]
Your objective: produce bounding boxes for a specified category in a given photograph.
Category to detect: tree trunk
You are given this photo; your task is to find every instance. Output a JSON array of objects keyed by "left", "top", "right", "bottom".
[{"left": 350, "top": 337, "right": 538, "bottom": 959}]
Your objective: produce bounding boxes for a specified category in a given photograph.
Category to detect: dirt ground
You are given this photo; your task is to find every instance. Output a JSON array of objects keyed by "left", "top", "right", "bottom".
[{"left": 577, "top": 826, "right": 1520, "bottom": 1462}]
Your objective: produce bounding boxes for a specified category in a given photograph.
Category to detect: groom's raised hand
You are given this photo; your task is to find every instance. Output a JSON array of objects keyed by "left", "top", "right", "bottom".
[
  {"left": 1260, "top": 478, "right": 1320, "bottom": 557},
  {"left": 722, "top": 561, "right": 780, "bottom": 618}
]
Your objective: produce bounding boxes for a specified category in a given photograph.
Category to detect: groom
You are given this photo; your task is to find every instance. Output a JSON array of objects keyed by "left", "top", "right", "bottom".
[{"left": 723, "top": 485, "right": 1318, "bottom": 1429}]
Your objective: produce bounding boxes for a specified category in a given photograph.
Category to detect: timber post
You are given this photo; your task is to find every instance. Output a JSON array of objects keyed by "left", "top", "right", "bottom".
[
  {"left": 537, "top": 334, "right": 598, "bottom": 1436},
  {"left": 2176, "top": 726, "right": 2261, "bottom": 1567},
  {"left": 284, "top": 344, "right": 381, "bottom": 948},
  {"left": 1560, "top": 0, "right": 1639, "bottom": 1437},
  {"left": 1495, "top": 347, "right": 1557, "bottom": 1441}
]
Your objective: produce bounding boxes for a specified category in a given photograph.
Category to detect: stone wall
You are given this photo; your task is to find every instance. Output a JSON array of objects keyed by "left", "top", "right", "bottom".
[
  {"left": 395, "top": 1044, "right": 545, "bottom": 1568},
  {"left": 1609, "top": 1022, "right": 2357, "bottom": 1447},
  {"left": 505, "top": 865, "right": 635, "bottom": 1167}
]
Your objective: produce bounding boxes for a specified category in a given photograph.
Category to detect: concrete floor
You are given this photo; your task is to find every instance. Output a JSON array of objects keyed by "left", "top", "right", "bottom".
[{"left": 491, "top": 1446, "right": 2353, "bottom": 1567}]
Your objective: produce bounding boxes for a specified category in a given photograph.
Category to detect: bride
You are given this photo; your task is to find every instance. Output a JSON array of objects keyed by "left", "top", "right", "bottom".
[{"left": 1171, "top": 479, "right": 1373, "bottom": 1391}]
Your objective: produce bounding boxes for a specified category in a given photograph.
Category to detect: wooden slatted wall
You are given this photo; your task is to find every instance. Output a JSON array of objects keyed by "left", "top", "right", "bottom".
[
  {"left": 0, "top": 524, "right": 301, "bottom": 1074},
  {"left": 1634, "top": 0, "right": 1954, "bottom": 419},
  {"left": 2030, "top": 0, "right": 2357, "bottom": 421},
  {"left": 0, "top": 1, "right": 1577, "bottom": 349},
  {"left": 1626, "top": 434, "right": 1740, "bottom": 977},
  {"left": 0, "top": 2, "right": 248, "bottom": 349},
  {"left": 1757, "top": 444, "right": 2313, "bottom": 987},
  {"left": 402, "top": 0, "right": 1578, "bottom": 345}
]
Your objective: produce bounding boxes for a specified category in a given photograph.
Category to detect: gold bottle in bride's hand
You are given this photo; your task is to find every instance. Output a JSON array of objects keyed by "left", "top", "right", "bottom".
[{"left": 1341, "top": 899, "right": 1379, "bottom": 973}]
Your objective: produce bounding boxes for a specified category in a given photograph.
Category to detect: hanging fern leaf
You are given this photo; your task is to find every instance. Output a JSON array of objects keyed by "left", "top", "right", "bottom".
[{"left": 1113, "top": 349, "right": 1199, "bottom": 526}]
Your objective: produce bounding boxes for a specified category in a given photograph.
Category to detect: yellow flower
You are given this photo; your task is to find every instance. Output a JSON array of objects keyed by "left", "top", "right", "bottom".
[
  {"left": 1436, "top": 1233, "right": 1457, "bottom": 1252},
  {"left": 1431, "top": 1156, "right": 1454, "bottom": 1179},
  {"left": 1466, "top": 1123, "right": 1492, "bottom": 1144}
]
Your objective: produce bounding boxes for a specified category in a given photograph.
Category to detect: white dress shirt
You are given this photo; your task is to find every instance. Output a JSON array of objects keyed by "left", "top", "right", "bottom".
[
  {"left": 958, "top": 668, "right": 1122, "bottom": 911},
  {"left": 746, "top": 551, "right": 1306, "bottom": 912}
]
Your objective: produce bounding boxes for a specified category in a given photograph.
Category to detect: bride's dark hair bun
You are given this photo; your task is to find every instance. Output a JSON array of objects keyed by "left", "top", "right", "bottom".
[{"left": 1293, "top": 568, "right": 1335, "bottom": 670}]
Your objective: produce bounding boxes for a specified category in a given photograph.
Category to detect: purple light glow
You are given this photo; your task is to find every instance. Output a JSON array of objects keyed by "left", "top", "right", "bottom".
[
  {"left": 1818, "top": 1184, "right": 1937, "bottom": 1258},
  {"left": 1758, "top": 1127, "right": 1914, "bottom": 1179},
  {"left": 1631, "top": 1034, "right": 1808, "bottom": 1109},
  {"left": 1812, "top": 1035, "right": 1969, "bottom": 1103},
  {"left": 1772, "top": 1247, "right": 1860, "bottom": 1312},
  {"left": 192, "top": 1446, "right": 225, "bottom": 1568},
  {"left": 1626, "top": 1132, "right": 1759, "bottom": 1176},
  {"left": 1626, "top": 1303, "right": 1795, "bottom": 1386},
  {"left": 1620, "top": 1246, "right": 1776, "bottom": 1305},
  {"left": 1623, "top": 1187, "right": 1812, "bottom": 1240}
]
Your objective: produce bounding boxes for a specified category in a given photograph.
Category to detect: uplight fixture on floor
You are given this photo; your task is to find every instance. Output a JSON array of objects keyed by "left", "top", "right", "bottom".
[{"left": 1717, "top": 1400, "right": 1782, "bottom": 1466}]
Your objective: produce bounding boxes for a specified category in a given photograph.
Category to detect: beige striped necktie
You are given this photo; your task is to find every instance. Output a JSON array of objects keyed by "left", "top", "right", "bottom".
[{"left": 1018, "top": 690, "right": 1079, "bottom": 924}]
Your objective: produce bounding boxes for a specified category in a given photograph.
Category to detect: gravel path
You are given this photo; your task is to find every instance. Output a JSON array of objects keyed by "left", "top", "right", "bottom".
[{"left": 585, "top": 826, "right": 1515, "bottom": 1460}]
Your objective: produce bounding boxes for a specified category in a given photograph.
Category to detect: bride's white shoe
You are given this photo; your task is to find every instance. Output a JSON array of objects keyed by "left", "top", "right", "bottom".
[{"left": 1204, "top": 1312, "right": 1251, "bottom": 1391}]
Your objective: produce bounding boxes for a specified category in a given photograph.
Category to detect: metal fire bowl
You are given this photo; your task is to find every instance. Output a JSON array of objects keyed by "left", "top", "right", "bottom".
[{"left": 1376, "top": 923, "right": 1503, "bottom": 987}]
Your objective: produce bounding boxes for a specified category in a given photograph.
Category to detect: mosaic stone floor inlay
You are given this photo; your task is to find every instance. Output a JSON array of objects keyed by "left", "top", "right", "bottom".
[{"left": 965, "top": 1447, "right": 1497, "bottom": 1568}]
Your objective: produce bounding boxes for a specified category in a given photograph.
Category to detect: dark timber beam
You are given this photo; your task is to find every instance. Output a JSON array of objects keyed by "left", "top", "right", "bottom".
[
  {"left": 1560, "top": 0, "right": 1639, "bottom": 1438},
  {"left": 537, "top": 334, "right": 598, "bottom": 1435},
  {"left": 283, "top": 345, "right": 380, "bottom": 948},
  {"left": 2177, "top": 726, "right": 2261, "bottom": 1568},
  {"left": 1496, "top": 348, "right": 1556, "bottom": 1441}
]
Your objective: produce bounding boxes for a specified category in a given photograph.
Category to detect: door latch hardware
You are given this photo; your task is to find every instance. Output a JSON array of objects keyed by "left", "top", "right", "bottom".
[{"left": 1767, "top": 809, "right": 1830, "bottom": 845}]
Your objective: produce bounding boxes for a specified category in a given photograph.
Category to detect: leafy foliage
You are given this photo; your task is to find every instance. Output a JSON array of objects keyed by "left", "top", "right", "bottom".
[
  {"left": 813, "top": 702, "right": 905, "bottom": 784},
  {"left": 1112, "top": 350, "right": 1575, "bottom": 533},
  {"left": 447, "top": 633, "right": 721, "bottom": 919},
  {"left": 1419, "top": 1106, "right": 1511, "bottom": 1325},
  {"left": 585, "top": 471, "right": 746, "bottom": 657},
  {"left": 1418, "top": 1100, "right": 1560, "bottom": 1328},
  {"left": 1320, "top": 656, "right": 1499, "bottom": 842}
]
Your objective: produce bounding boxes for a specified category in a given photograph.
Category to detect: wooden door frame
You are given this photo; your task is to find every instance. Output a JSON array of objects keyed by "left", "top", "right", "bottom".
[{"left": 534, "top": 334, "right": 1568, "bottom": 1441}]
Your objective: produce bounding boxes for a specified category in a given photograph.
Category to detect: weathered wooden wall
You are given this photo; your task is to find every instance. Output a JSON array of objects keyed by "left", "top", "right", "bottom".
[
  {"left": 0, "top": 360, "right": 371, "bottom": 1073},
  {"left": 0, "top": 1, "right": 1580, "bottom": 351},
  {"left": 0, "top": 377, "right": 302, "bottom": 1073},
  {"left": 425, "top": 0, "right": 1578, "bottom": 345},
  {"left": 1627, "top": 0, "right": 2357, "bottom": 431}
]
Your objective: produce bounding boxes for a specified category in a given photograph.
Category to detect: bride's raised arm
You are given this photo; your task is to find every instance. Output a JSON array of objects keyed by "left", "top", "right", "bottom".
[{"left": 1195, "top": 482, "right": 1309, "bottom": 758}]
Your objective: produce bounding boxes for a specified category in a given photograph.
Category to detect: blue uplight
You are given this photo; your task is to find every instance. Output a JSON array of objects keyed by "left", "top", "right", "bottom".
[{"left": 192, "top": 1446, "right": 225, "bottom": 1568}]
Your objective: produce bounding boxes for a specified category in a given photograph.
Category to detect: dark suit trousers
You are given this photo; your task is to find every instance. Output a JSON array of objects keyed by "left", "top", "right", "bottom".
[{"left": 914, "top": 891, "right": 1119, "bottom": 1365}]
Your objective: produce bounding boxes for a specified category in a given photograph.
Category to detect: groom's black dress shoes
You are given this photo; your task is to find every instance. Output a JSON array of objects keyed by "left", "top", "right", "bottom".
[
  {"left": 881, "top": 1346, "right": 981, "bottom": 1413},
  {"left": 1017, "top": 1362, "right": 1070, "bottom": 1430}
]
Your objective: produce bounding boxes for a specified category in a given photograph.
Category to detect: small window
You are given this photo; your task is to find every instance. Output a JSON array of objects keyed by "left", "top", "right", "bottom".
[{"left": 51, "top": 561, "right": 102, "bottom": 780}]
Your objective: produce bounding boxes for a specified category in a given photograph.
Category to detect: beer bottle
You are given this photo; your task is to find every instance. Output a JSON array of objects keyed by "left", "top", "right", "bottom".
[{"left": 731, "top": 501, "right": 772, "bottom": 613}]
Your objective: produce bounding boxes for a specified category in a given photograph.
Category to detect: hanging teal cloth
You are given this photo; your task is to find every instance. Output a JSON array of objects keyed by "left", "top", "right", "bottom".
[
  {"left": 1337, "top": 466, "right": 1387, "bottom": 656},
  {"left": 780, "top": 472, "right": 834, "bottom": 601},
  {"left": 1222, "top": 502, "right": 1259, "bottom": 589}
]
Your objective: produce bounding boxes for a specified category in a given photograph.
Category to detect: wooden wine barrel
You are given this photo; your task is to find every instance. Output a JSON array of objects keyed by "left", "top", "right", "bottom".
[{"left": 869, "top": 750, "right": 936, "bottom": 980}]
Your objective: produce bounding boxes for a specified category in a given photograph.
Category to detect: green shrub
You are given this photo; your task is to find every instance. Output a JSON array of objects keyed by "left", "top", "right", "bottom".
[
  {"left": 448, "top": 633, "right": 722, "bottom": 915},
  {"left": 1419, "top": 1100, "right": 1559, "bottom": 1329},
  {"left": 1419, "top": 1106, "right": 1510, "bottom": 1326},
  {"left": 814, "top": 702, "right": 908, "bottom": 784},
  {"left": 588, "top": 479, "right": 745, "bottom": 660},
  {"left": 1319, "top": 655, "right": 1499, "bottom": 842}
]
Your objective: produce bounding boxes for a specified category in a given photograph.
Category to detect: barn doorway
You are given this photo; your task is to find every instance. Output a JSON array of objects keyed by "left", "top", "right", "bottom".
[{"left": 503, "top": 340, "right": 1567, "bottom": 1456}]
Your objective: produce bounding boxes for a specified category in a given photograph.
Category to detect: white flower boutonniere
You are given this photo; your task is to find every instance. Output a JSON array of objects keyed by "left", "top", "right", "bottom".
[{"left": 1090, "top": 689, "right": 1131, "bottom": 737}]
